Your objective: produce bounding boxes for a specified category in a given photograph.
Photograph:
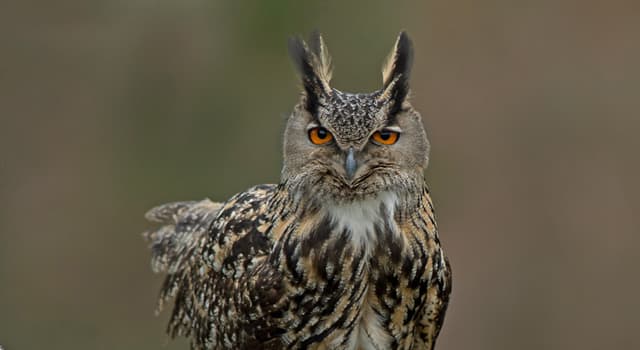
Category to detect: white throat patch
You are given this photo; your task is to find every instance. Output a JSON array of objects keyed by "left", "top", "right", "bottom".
[{"left": 325, "top": 191, "right": 398, "bottom": 254}]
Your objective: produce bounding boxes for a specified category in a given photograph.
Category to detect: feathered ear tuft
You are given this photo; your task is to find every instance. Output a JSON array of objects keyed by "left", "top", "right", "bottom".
[
  {"left": 288, "top": 31, "right": 333, "bottom": 113},
  {"left": 379, "top": 31, "right": 414, "bottom": 113},
  {"left": 308, "top": 30, "right": 333, "bottom": 84}
]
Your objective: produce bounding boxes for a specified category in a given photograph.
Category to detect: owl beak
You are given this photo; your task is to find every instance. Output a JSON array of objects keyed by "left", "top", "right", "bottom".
[{"left": 345, "top": 148, "right": 357, "bottom": 181}]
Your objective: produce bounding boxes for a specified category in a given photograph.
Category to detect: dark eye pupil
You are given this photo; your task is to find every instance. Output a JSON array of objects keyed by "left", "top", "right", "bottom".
[
  {"left": 379, "top": 131, "right": 391, "bottom": 140},
  {"left": 317, "top": 128, "right": 328, "bottom": 139}
]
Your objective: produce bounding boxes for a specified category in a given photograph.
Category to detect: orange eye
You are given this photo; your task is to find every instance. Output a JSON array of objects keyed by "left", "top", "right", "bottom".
[
  {"left": 372, "top": 129, "right": 399, "bottom": 145},
  {"left": 308, "top": 127, "right": 333, "bottom": 145}
]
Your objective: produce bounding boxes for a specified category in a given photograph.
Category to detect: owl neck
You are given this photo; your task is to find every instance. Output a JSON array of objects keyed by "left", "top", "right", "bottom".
[
  {"left": 270, "top": 180, "right": 429, "bottom": 259},
  {"left": 322, "top": 190, "right": 400, "bottom": 251}
]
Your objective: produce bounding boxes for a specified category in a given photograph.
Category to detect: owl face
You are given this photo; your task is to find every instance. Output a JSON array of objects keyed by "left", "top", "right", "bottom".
[{"left": 282, "top": 32, "right": 429, "bottom": 202}]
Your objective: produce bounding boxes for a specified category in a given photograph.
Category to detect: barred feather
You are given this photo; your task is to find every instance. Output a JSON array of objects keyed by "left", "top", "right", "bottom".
[{"left": 144, "top": 199, "right": 222, "bottom": 274}]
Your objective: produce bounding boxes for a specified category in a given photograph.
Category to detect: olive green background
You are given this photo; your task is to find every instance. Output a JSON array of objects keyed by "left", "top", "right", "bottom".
[{"left": 1, "top": 1, "right": 639, "bottom": 349}]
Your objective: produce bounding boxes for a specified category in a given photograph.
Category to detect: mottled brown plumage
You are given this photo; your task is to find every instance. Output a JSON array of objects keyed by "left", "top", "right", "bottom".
[{"left": 143, "top": 32, "right": 451, "bottom": 349}]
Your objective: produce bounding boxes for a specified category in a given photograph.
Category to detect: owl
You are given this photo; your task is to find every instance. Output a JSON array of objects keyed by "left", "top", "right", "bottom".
[{"left": 143, "top": 31, "right": 451, "bottom": 350}]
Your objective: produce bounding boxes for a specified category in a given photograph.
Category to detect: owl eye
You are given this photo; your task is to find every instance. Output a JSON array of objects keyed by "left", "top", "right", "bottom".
[
  {"left": 308, "top": 127, "right": 334, "bottom": 145},
  {"left": 371, "top": 129, "right": 399, "bottom": 145}
]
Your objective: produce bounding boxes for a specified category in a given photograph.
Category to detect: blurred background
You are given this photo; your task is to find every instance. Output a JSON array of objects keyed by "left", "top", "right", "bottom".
[{"left": 1, "top": 0, "right": 639, "bottom": 349}]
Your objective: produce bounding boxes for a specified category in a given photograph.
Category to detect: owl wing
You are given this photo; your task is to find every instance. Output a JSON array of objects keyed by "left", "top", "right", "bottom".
[
  {"left": 416, "top": 253, "right": 452, "bottom": 350},
  {"left": 143, "top": 198, "right": 223, "bottom": 313},
  {"left": 143, "top": 184, "right": 281, "bottom": 349},
  {"left": 409, "top": 189, "right": 452, "bottom": 349},
  {"left": 144, "top": 199, "right": 223, "bottom": 274}
]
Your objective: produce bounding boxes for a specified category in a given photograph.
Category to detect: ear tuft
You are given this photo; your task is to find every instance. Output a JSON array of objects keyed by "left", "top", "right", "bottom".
[
  {"left": 308, "top": 30, "right": 333, "bottom": 84},
  {"left": 379, "top": 31, "right": 414, "bottom": 112},
  {"left": 288, "top": 31, "right": 333, "bottom": 112}
]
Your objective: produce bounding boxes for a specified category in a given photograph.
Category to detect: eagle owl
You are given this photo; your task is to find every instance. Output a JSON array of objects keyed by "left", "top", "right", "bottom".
[{"left": 144, "top": 32, "right": 451, "bottom": 350}]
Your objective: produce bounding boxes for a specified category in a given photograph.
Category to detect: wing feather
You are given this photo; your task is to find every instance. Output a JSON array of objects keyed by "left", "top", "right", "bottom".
[
  {"left": 143, "top": 185, "right": 281, "bottom": 349},
  {"left": 144, "top": 199, "right": 223, "bottom": 274}
]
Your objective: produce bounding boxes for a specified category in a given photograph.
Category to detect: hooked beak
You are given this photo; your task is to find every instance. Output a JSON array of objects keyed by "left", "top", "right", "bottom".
[{"left": 345, "top": 148, "right": 357, "bottom": 181}]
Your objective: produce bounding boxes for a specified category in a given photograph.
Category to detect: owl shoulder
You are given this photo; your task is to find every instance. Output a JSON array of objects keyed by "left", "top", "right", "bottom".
[{"left": 203, "top": 184, "right": 281, "bottom": 273}]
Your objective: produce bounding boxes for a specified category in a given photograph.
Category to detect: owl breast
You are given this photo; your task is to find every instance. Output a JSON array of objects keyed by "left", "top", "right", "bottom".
[
  {"left": 268, "top": 188, "right": 444, "bottom": 349},
  {"left": 324, "top": 192, "right": 400, "bottom": 350},
  {"left": 283, "top": 191, "right": 414, "bottom": 349}
]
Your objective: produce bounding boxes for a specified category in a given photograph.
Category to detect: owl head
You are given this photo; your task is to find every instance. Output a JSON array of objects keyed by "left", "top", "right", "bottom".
[{"left": 282, "top": 32, "right": 430, "bottom": 203}]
